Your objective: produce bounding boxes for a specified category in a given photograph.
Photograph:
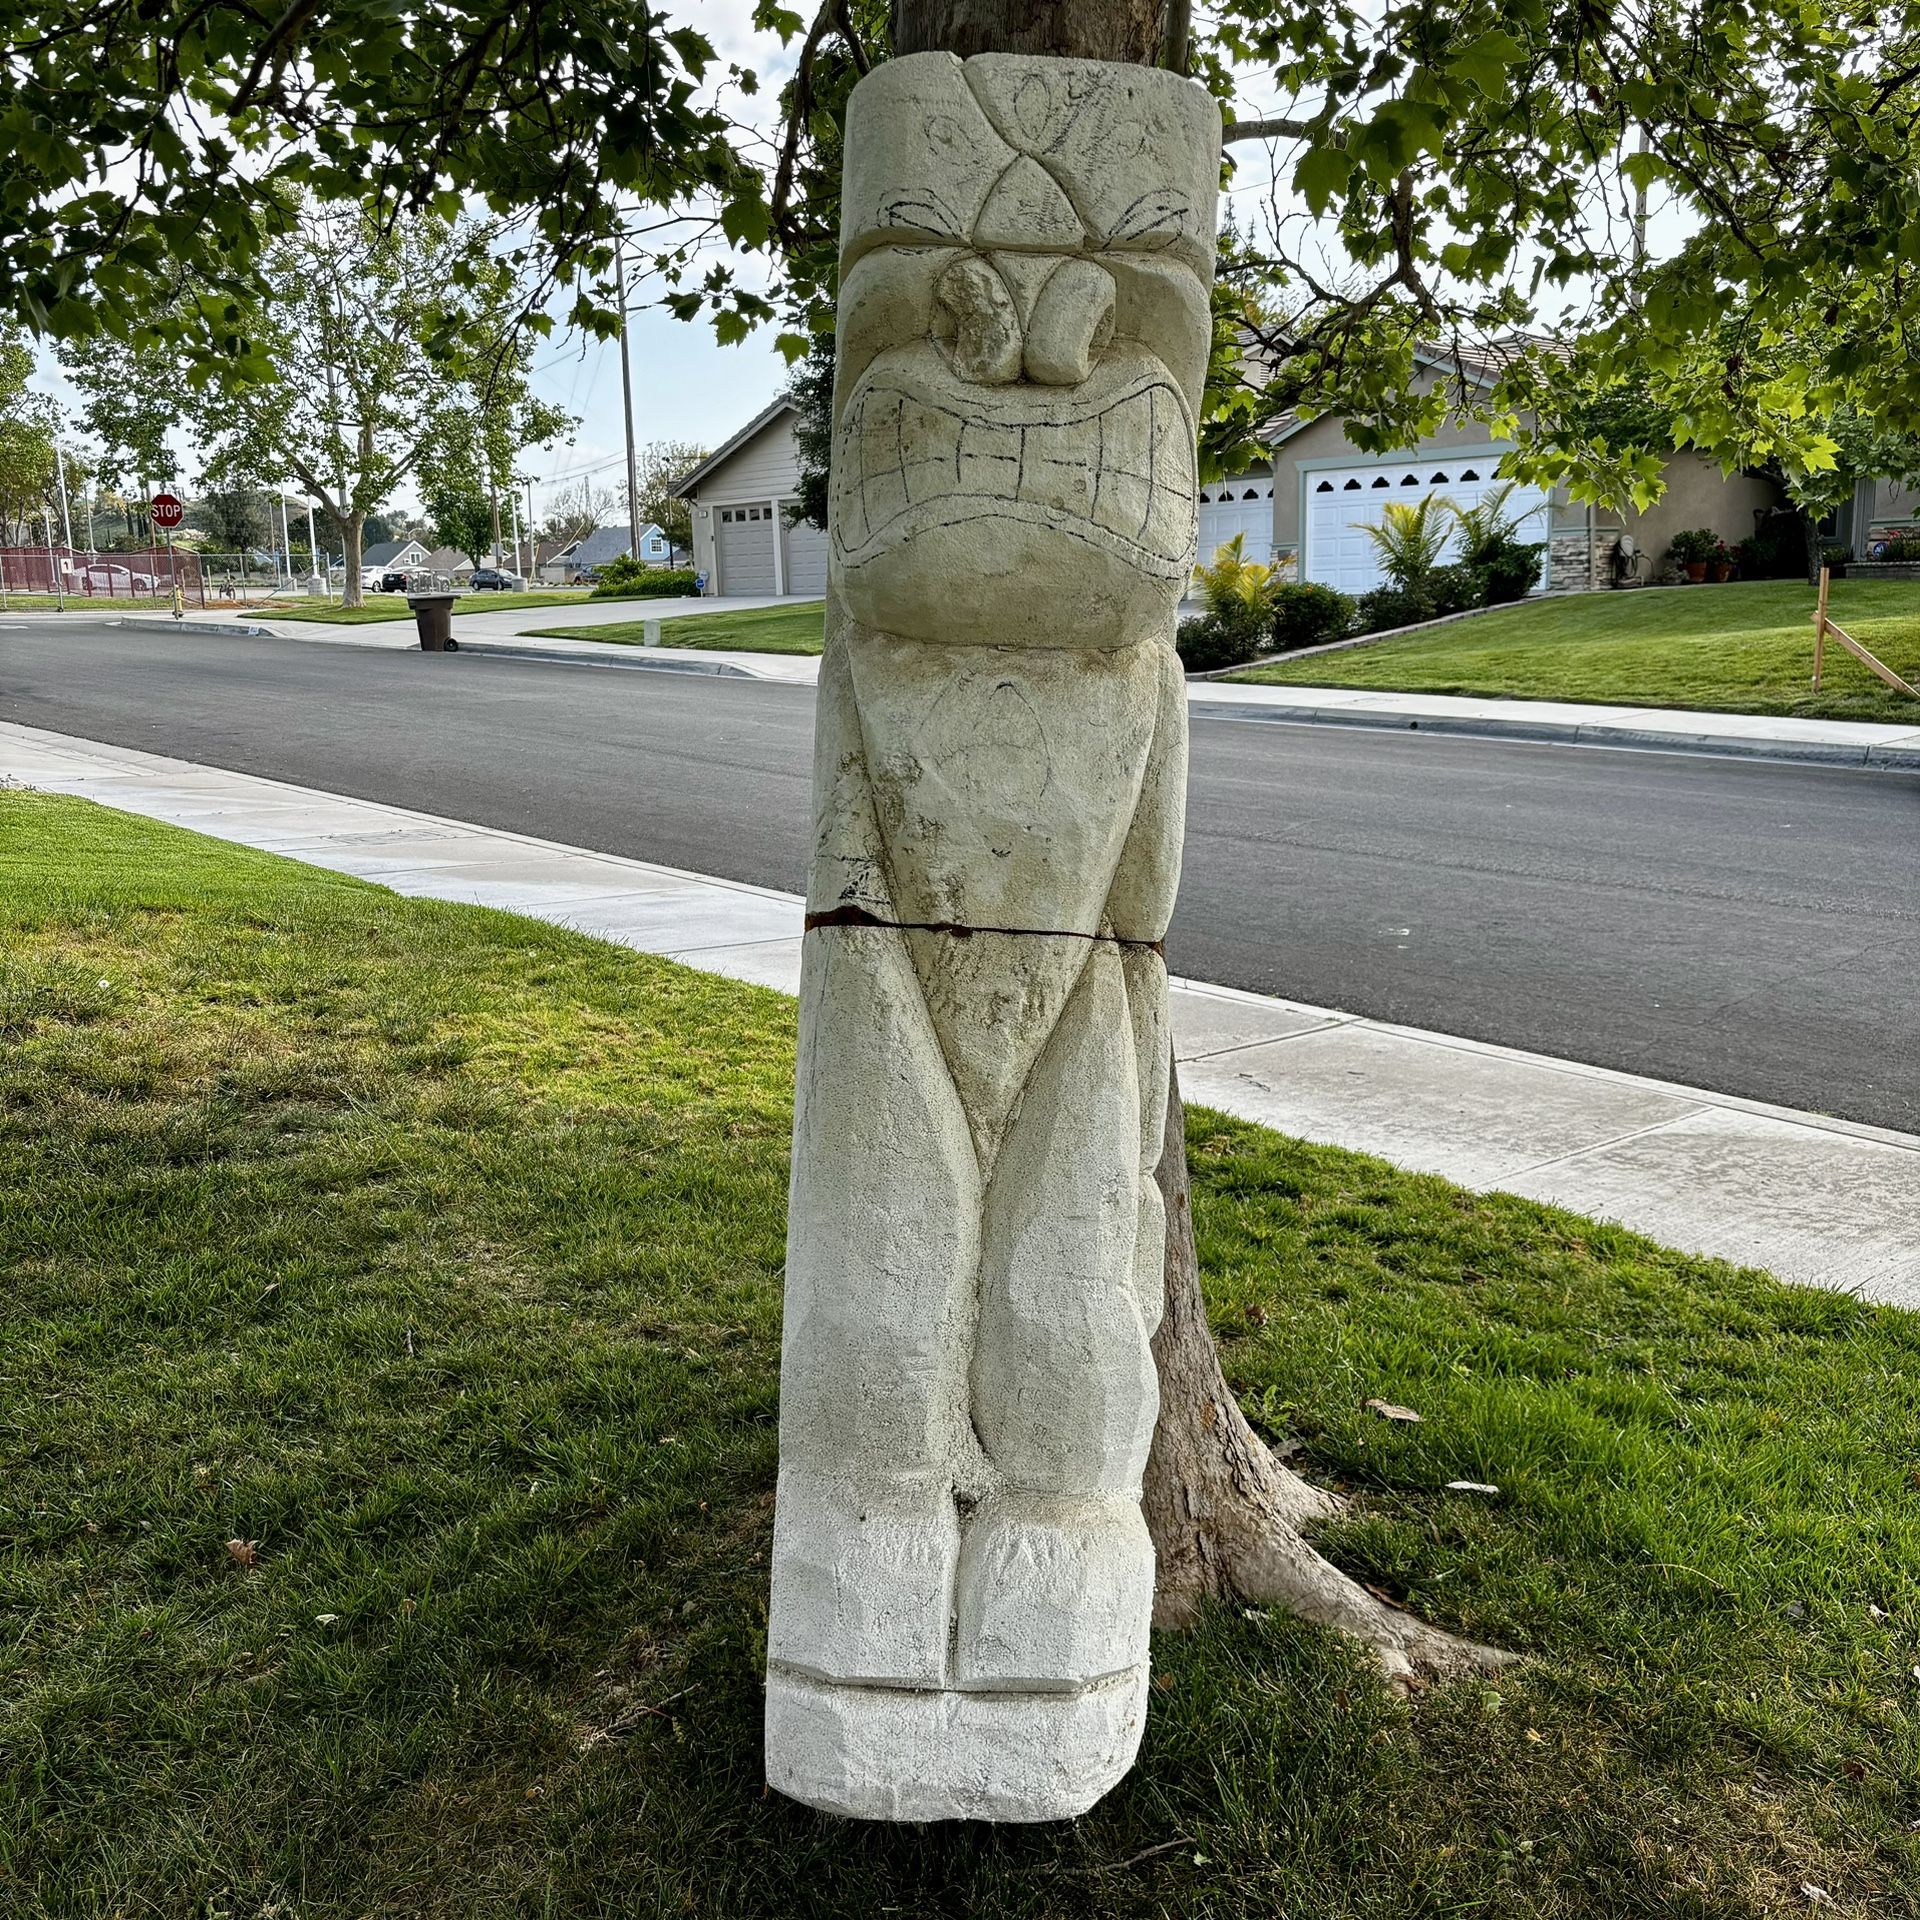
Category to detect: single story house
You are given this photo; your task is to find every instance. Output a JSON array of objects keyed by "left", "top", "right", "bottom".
[
  {"left": 361, "top": 537, "right": 431, "bottom": 577},
  {"left": 672, "top": 397, "right": 827, "bottom": 597},
  {"left": 1205, "top": 348, "right": 1785, "bottom": 593},
  {"left": 560, "top": 522, "right": 679, "bottom": 578},
  {"left": 422, "top": 545, "right": 478, "bottom": 583},
  {"left": 682, "top": 356, "right": 1824, "bottom": 602}
]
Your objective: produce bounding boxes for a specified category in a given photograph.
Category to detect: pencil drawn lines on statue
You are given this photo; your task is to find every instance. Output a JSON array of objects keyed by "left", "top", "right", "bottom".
[{"left": 767, "top": 50, "right": 1219, "bottom": 1823}]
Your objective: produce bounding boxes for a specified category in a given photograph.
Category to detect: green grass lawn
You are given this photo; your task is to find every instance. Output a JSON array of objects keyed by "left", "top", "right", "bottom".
[
  {"left": 526, "top": 599, "right": 826, "bottom": 654},
  {"left": 271, "top": 589, "right": 600, "bottom": 625},
  {"left": 1232, "top": 579, "right": 1920, "bottom": 723},
  {"left": 0, "top": 593, "right": 205, "bottom": 612},
  {"left": 3, "top": 793, "right": 1917, "bottom": 1919}
]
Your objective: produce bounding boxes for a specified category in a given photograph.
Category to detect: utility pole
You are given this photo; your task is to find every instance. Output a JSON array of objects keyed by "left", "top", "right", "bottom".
[
  {"left": 45, "top": 509, "right": 65, "bottom": 611},
  {"left": 509, "top": 487, "right": 524, "bottom": 579},
  {"left": 526, "top": 478, "right": 537, "bottom": 578},
  {"left": 615, "top": 231, "right": 643, "bottom": 562}
]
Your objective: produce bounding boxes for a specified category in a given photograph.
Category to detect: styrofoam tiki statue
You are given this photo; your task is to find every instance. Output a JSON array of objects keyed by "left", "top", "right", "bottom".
[{"left": 766, "top": 50, "right": 1220, "bottom": 1823}]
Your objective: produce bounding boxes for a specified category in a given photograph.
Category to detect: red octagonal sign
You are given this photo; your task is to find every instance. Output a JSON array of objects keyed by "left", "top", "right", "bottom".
[{"left": 149, "top": 492, "right": 183, "bottom": 530}]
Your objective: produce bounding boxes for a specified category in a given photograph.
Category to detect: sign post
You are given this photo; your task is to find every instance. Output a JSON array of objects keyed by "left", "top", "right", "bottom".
[{"left": 150, "top": 492, "right": 185, "bottom": 621}]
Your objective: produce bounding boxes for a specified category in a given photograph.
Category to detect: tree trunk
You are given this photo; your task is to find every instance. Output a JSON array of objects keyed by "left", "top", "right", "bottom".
[
  {"left": 341, "top": 510, "right": 364, "bottom": 608},
  {"left": 893, "top": 0, "right": 1164, "bottom": 60},
  {"left": 1802, "top": 506, "right": 1823, "bottom": 588},
  {"left": 907, "top": 0, "right": 1505, "bottom": 1687},
  {"left": 1144, "top": 1066, "right": 1506, "bottom": 1684}
]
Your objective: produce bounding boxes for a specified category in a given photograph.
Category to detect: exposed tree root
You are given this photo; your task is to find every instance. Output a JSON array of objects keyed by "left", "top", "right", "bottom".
[{"left": 1142, "top": 1061, "right": 1512, "bottom": 1690}]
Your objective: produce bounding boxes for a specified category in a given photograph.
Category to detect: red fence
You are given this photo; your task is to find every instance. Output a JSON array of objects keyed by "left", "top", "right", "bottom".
[{"left": 0, "top": 546, "right": 207, "bottom": 607}]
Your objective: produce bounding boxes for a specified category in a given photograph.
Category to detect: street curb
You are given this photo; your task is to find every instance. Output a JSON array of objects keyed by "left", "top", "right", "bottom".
[
  {"left": 459, "top": 639, "right": 758, "bottom": 678},
  {"left": 1185, "top": 696, "right": 1920, "bottom": 771},
  {"left": 115, "top": 615, "right": 273, "bottom": 640}
]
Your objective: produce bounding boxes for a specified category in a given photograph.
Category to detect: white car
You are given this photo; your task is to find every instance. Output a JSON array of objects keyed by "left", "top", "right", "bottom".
[{"left": 360, "top": 567, "right": 383, "bottom": 591}]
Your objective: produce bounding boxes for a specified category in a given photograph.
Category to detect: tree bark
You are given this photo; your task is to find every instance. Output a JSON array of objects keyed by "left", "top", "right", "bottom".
[
  {"left": 341, "top": 509, "right": 364, "bottom": 608},
  {"left": 905, "top": 0, "right": 1507, "bottom": 1687},
  {"left": 893, "top": 0, "right": 1165, "bottom": 62}
]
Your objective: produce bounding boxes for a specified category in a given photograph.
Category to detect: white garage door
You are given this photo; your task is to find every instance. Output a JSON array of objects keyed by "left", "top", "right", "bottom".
[
  {"left": 714, "top": 502, "right": 777, "bottom": 594},
  {"left": 1197, "top": 471, "right": 1275, "bottom": 568},
  {"left": 1305, "top": 459, "right": 1550, "bottom": 595},
  {"left": 782, "top": 510, "right": 828, "bottom": 596}
]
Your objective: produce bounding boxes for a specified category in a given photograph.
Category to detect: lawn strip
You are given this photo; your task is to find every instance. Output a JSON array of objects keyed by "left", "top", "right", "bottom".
[
  {"left": 1230, "top": 579, "right": 1920, "bottom": 723},
  {"left": 523, "top": 600, "right": 826, "bottom": 655},
  {"left": 1, "top": 791, "right": 1914, "bottom": 1919}
]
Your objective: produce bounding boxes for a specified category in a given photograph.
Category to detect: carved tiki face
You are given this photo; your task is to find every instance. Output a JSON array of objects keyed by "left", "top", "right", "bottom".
[{"left": 831, "top": 54, "right": 1221, "bottom": 650}]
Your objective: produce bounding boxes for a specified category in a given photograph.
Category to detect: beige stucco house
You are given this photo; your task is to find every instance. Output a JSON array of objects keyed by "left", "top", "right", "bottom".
[{"left": 1203, "top": 355, "right": 1787, "bottom": 594}]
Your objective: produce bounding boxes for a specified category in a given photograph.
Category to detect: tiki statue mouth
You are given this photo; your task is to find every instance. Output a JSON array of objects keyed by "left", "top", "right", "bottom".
[{"left": 832, "top": 344, "right": 1198, "bottom": 598}]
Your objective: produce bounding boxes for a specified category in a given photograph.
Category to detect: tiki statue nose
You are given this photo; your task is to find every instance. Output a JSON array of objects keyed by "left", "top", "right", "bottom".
[
  {"left": 1022, "top": 258, "right": 1116, "bottom": 385},
  {"left": 934, "top": 253, "right": 1118, "bottom": 388}
]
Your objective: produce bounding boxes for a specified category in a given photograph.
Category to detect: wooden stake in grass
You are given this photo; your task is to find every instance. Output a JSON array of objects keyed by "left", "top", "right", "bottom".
[{"left": 1813, "top": 565, "right": 1920, "bottom": 699}]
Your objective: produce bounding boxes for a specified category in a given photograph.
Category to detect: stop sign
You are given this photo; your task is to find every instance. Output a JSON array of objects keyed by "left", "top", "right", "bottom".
[{"left": 150, "top": 492, "right": 183, "bottom": 530}]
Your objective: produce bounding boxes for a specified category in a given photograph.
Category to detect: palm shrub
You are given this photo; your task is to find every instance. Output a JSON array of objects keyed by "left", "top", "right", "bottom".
[
  {"left": 1196, "top": 532, "right": 1280, "bottom": 624},
  {"left": 1179, "top": 532, "right": 1278, "bottom": 671},
  {"left": 1357, "top": 493, "right": 1455, "bottom": 591},
  {"left": 1451, "top": 482, "right": 1544, "bottom": 603}
]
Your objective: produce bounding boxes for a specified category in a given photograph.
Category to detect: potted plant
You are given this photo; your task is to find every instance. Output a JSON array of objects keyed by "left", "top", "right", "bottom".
[
  {"left": 1821, "top": 543, "right": 1850, "bottom": 579},
  {"left": 1668, "top": 527, "right": 1719, "bottom": 582},
  {"left": 1709, "top": 540, "right": 1734, "bottom": 582}
]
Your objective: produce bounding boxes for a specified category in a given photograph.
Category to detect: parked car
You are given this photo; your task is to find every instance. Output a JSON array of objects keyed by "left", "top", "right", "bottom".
[
  {"left": 468, "top": 567, "right": 525, "bottom": 592},
  {"left": 569, "top": 566, "right": 601, "bottom": 587},
  {"left": 360, "top": 566, "right": 383, "bottom": 591}
]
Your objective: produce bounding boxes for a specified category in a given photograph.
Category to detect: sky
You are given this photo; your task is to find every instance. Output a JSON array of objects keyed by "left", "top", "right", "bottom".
[{"left": 27, "top": 2, "right": 1679, "bottom": 521}]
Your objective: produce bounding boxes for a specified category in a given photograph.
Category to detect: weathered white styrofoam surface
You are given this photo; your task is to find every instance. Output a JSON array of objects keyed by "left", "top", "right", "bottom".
[{"left": 762, "top": 48, "right": 1224, "bottom": 1820}]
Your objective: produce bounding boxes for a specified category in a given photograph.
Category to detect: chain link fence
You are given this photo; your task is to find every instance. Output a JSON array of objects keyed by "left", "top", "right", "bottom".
[{"left": 0, "top": 547, "right": 361, "bottom": 610}]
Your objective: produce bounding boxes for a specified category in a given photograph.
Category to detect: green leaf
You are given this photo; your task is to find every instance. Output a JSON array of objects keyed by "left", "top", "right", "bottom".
[{"left": 1294, "top": 141, "right": 1353, "bottom": 217}]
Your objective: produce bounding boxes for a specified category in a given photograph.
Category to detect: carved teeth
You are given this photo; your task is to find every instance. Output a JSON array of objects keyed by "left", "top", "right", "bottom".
[{"left": 836, "top": 376, "right": 1195, "bottom": 570}]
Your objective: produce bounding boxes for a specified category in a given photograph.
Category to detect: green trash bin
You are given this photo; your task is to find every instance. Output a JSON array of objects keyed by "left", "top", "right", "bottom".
[{"left": 407, "top": 592, "right": 459, "bottom": 651}]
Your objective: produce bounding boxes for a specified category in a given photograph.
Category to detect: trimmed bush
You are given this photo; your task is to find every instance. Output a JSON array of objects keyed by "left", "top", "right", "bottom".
[
  {"left": 1177, "top": 606, "right": 1267, "bottom": 672},
  {"left": 1472, "top": 536, "right": 1545, "bottom": 604},
  {"left": 591, "top": 560, "right": 698, "bottom": 598},
  {"left": 1426, "top": 562, "right": 1479, "bottom": 617},
  {"left": 1353, "top": 583, "right": 1435, "bottom": 634},
  {"left": 1268, "top": 581, "right": 1355, "bottom": 651}
]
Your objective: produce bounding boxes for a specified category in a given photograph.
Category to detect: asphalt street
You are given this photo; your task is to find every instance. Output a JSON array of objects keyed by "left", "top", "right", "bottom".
[{"left": 6, "top": 618, "right": 1916, "bottom": 1131}]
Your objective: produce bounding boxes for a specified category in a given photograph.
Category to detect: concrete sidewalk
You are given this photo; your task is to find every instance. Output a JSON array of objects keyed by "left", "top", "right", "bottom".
[
  {"left": 8, "top": 717, "right": 1915, "bottom": 1307},
  {"left": 133, "top": 607, "right": 1920, "bottom": 768}
]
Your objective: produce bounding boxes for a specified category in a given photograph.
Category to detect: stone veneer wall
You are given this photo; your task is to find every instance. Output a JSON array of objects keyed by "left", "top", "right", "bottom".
[{"left": 1547, "top": 529, "right": 1617, "bottom": 592}]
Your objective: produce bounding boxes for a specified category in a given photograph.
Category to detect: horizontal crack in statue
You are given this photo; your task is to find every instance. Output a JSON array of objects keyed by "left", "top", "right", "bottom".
[{"left": 766, "top": 48, "right": 1221, "bottom": 1823}]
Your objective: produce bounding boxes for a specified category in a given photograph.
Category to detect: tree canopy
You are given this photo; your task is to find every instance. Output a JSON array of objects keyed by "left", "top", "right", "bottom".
[
  {"left": 5, "top": 0, "right": 1919, "bottom": 506},
  {"left": 196, "top": 206, "right": 571, "bottom": 599}
]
